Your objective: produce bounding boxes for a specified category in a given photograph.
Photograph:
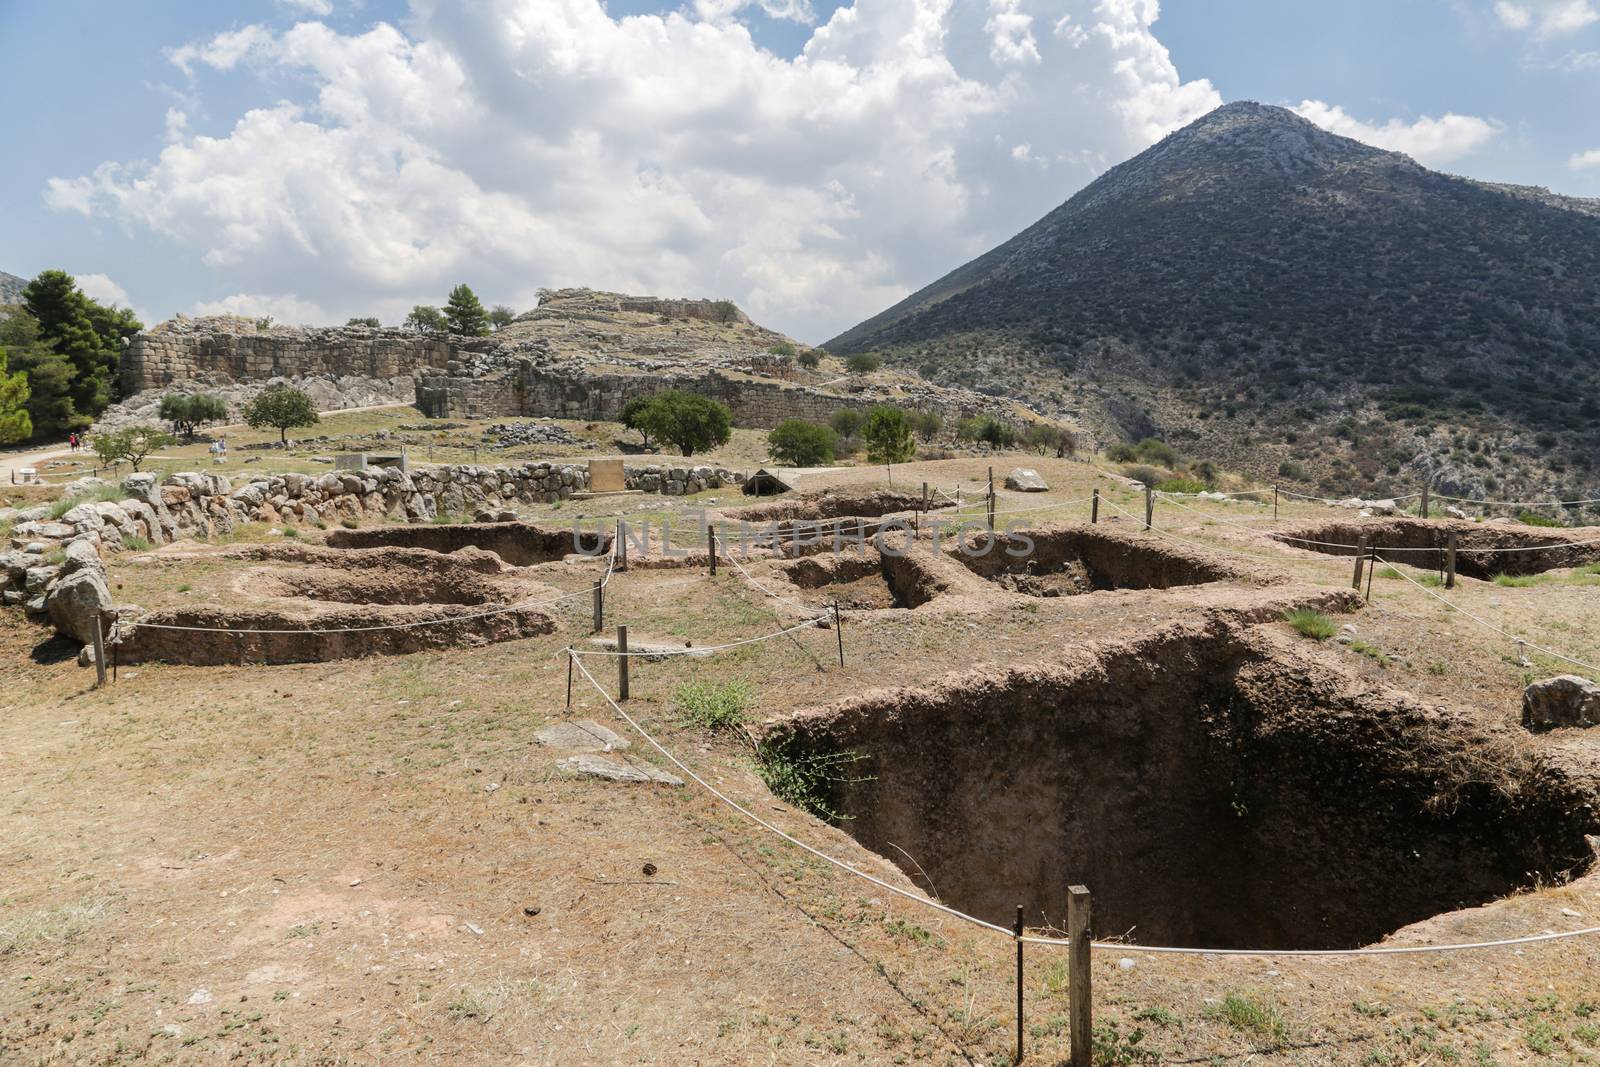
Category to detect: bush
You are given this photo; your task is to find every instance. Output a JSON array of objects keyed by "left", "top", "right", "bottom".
[
  {"left": 767, "top": 419, "right": 839, "bottom": 466},
  {"left": 1154, "top": 478, "right": 1207, "bottom": 494},
  {"left": 766, "top": 340, "right": 796, "bottom": 357},
  {"left": 797, "top": 349, "right": 821, "bottom": 370},
  {"left": 1106, "top": 442, "right": 1138, "bottom": 462},
  {"left": 1283, "top": 608, "right": 1337, "bottom": 640},
  {"left": 956, "top": 415, "right": 1017, "bottom": 448},
  {"left": 1516, "top": 509, "right": 1564, "bottom": 528},
  {"left": 1132, "top": 437, "right": 1178, "bottom": 466},
  {"left": 1278, "top": 460, "right": 1309, "bottom": 480},
  {"left": 1122, "top": 465, "right": 1163, "bottom": 488},
  {"left": 910, "top": 410, "right": 943, "bottom": 440},
  {"left": 628, "top": 390, "right": 732, "bottom": 457},
  {"left": 158, "top": 393, "right": 229, "bottom": 438},
  {"left": 828, "top": 409, "right": 864, "bottom": 441},
  {"left": 345, "top": 316, "right": 381, "bottom": 327},
  {"left": 845, "top": 352, "right": 882, "bottom": 374}
]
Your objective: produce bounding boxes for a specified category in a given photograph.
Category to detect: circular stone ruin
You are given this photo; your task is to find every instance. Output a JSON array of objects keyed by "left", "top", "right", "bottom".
[
  {"left": 760, "top": 619, "right": 1599, "bottom": 950},
  {"left": 1273, "top": 517, "right": 1600, "bottom": 579},
  {"left": 115, "top": 542, "right": 562, "bottom": 665}
]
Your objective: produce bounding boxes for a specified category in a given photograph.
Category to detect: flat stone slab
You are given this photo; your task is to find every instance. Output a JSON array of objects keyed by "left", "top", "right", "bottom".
[
  {"left": 557, "top": 754, "right": 684, "bottom": 786},
  {"left": 1004, "top": 468, "right": 1049, "bottom": 492},
  {"left": 535, "top": 719, "right": 630, "bottom": 752}
]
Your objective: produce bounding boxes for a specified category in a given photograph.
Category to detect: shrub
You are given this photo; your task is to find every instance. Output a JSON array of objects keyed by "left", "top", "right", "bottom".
[
  {"left": 1106, "top": 442, "right": 1138, "bottom": 463},
  {"left": 767, "top": 419, "right": 839, "bottom": 466},
  {"left": 845, "top": 352, "right": 882, "bottom": 374},
  {"left": 1516, "top": 509, "right": 1564, "bottom": 527},
  {"left": 345, "top": 316, "right": 381, "bottom": 327},
  {"left": 1203, "top": 992, "right": 1289, "bottom": 1043},
  {"left": 755, "top": 735, "right": 871, "bottom": 823},
  {"left": 91, "top": 424, "right": 174, "bottom": 471},
  {"left": 158, "top": 393, "right": 229, "bottom": 438},
  {"left": 673, "top": 680, "right": 753, "bottom": 731},
  {"left": 910, "top": 410, "right": 943, "bottom": 441},
  {"left": 1154, "top": 478, "right": 1207, "bottom": 494},
  {"left": 766, "top": 340, "right": 796, "bottom": 357},
  {"left": 1122, "top": 464, "right": 1163, "bottom": 488},
  {"left": 1283, "top": 608, "right": 1337, "bottom": 640},
  {"left": 796, "top": 349, "right": 821, "bottom": 370},
  {"left": 956, "top": 415, "right": 1017, "bottom": 448},
  {"left": 828, "top": 409, "right": 864, "bottom": 441},
  {"left": 1132, "top": 437, "right": 1178, "bottom": 466},
  {"left": 1278, "top": 460, "right": 1309, "bottom": 480}
]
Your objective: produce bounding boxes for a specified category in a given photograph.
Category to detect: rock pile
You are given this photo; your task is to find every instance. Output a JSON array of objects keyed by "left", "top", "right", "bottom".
[{"left": 488, "top": 421, "right": 586, "bottom": 449}]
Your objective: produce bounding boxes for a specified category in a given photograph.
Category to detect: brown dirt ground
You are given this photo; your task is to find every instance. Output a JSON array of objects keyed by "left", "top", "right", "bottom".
[{"left": 4, "top": 454, "right": 1600, "bottom": 1065}]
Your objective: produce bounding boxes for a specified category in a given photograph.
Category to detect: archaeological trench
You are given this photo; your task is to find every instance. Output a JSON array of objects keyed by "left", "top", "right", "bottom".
[{"left": 14, "top": 473, "right": 1600, "bottom": 952}]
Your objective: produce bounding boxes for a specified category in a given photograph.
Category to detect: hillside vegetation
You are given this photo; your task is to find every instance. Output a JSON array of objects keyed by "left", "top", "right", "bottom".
[{"left": 828, "top": 102, "right": 1600, "bottom": 510}]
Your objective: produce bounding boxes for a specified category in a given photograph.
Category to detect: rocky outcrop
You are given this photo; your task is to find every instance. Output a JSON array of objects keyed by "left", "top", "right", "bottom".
[{"left": 92, "top": 373, "right": 416, "bottom": 433}]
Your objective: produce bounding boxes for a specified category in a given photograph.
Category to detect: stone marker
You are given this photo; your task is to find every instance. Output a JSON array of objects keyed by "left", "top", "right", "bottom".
[
  {"left": 1004, "top": 468, "right": 1049, "bottom": 492},
  {"left": 1522, "top": 675, "right": 1600, "bottom": 731},
  {"left": 535, "top": 720, "right": 631, "bottom": 752},
  {"left": 556, "top": 754, "right": 684, "bottom": 786}
]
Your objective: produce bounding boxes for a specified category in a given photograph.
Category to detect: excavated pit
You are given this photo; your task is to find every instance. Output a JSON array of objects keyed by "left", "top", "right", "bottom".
[
  {"left": 949, "top": 526, "right": 1244, "bottom": 597},
  {"left": 115, "top": 543, "right": 556, "bottom": 665},
  {"left": 764, "top": 623, "right": 1599, "bottom": 950},
  {"left": 732, "top": 488, "right": 933, "bottom": 523},
  {"left": 780, "top": 550, "right": 945, "bottom": 610},
  {"left": 326, "top": 521, "right": 608, "bottom": 566},
  {"left": 1274, "top": 518, "right": 1600, "bottom": 579}
]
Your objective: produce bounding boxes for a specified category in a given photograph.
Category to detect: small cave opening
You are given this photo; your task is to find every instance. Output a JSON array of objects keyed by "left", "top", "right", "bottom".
[{"left": 764, "top": 626, "right": 1597, "bottom": 950}]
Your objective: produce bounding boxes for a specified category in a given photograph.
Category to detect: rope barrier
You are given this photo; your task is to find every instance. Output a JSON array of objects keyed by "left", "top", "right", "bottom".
[
  {"left": 568, "top": 613, "right": 830, "bottom": 657},
  {"left": 1372, "top": 554, "right": 1600, "bottom": 677}
]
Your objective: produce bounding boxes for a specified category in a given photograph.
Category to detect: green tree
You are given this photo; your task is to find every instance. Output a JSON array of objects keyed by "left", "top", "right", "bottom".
[
  {"left": 489, "top": 305, "right": 516, "bottom": 330},
  {"left": 845, "top": 352, "right": 882, "bottom": 374},
  {"left": 1024, "top": 422, "right": 1063, "bottom": 455},
  {"left": 828, "top": 409, "right": 864, "bottom": 441},
  {"left": 0, "top": 308, "right": 77, "bottom": 437},
  {"left": 346, "top": 317, "right": 381, "bottom": 327},
  {"left": 710, "top": 300, "right": 739, "bottom": 324},
  {"left": 767, "top": 419, "right": 838, "bottom": 466},
  {"left": 405, "top": 305, "right": 446, "bottom": 334},
  {"left": 443, "top": 284, "right": 490, "bottom": 336},
  {"left": 619, "top": 396, "right": 656, "bottom": 448},
  {"left": 766, "top": 340, "right": 796, "bottom": 357},
  {"left": 23, "top": 270, "right": 137, "bottom": 419},
  {"left": 863, "top": 405, "right": 916, "bottom": 474},
  {"left": 910, "top": 410, "right": 943, "bottom": 441},
  {"left": 797, "top": 349, "right": 821, "bottom": 370},
  {"left": 93, "top": 424, "right": 174, "bottom": 472},
  {"left": 158, "top": 393, "right": 229, "bottom": 439},
  {"left": 0, "top": 348, "right": 32, "bottom": 443},
  {"left": 243, "top": 384, "right": 320, "bottom": 444},
  {"left": 633, "top": 390, "right": 732, "bottom": 457}
]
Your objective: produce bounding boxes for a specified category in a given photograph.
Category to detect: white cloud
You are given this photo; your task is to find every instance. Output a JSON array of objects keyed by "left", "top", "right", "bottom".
[
  {"left": 1292, "top": 100, "right": 1504, "bottom": 166},
  {"left": 47, "top": 0, "right": 1219, "bottom": 340},
  {"left": 1493, "top": 0, "right": 1599, "bottom": 36},
  {"left": 279, "top": 0, "right": 335, "bottom": 14},
  {"left": 74, "top": 273, "right": 131, "bottom": 307},
  {"left": 193, "top": 292, "right": 335, "bottom": 325},
  {"left": 1570, "top": 148, "right": 1600, "bottom": 169}
]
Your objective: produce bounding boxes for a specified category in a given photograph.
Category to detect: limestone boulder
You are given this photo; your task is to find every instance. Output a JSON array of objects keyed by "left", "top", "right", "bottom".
[
  {"left": 1004, "top": 468, "right": 1050, "bottom": 493},
  {"left": 47, "top": 568, "right": 113, "bottom": 644},
  {"left": 1522, "top": 675, "right": 1600, "bottom": 731}
]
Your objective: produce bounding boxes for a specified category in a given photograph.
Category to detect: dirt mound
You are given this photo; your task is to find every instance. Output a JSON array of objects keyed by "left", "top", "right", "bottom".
[
  {"left": 326, "top": 521, "right": 607, "bottom": 566},
  {"left": 1273, "top": 517, "right": 1600, "bottom": 579},
  {"left": 730, "top": 489, "right": 931, "bottom": 523},
  {"left": 762, "top": 619, "right": 1598, "bottom": 950}
]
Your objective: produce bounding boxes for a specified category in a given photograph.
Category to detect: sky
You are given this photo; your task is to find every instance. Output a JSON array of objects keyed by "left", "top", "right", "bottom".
[{"left": 2, "top": 0, "right": 1598, "bottom": 343}]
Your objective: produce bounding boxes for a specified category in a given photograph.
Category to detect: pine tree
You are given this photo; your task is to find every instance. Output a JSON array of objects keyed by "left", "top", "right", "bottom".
[
  {"left": 21, "top": 270, "right": 140, "bottom": 420},
  {"left": 0, "top": 307, "right": 77, "bottom": 437},
  {"left": 0, "top": 348, "right": 32, "bottom": 443},
  {"left": 443, "top": 284, "right": 490, "bottom": 336}
]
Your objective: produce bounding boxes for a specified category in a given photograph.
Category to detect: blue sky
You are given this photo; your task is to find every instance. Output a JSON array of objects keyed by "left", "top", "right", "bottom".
[{"left": 2, "top": 0, "right": 1597, "bottom": 341}]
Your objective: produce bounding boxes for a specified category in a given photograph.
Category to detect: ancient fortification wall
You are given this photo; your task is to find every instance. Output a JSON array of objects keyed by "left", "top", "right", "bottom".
[
  {"left": 415, "top": 361, "right": 1014, "bottom": 429},
  {"left": 121, "top": 318, "right": 456, "bottom": 392}
]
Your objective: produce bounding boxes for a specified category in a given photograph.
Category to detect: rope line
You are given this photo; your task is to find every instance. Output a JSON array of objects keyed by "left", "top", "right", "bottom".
[
  {"left": 568, "top": 613, "right": 830, "bottom": 657},
  {"left": 1372, "top": 554, "right": 1600, "bottom": 676}
]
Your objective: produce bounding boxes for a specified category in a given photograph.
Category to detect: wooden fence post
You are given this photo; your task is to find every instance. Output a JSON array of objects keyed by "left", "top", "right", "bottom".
[
  {"left": 834, "top": 601, "right": 845, "bottom": 668},
  {"left": 1091, "top": 487, "right": 1100, "bottom": 524},
  {"left": 1273, "top": 484, "right": 1279, "bottom": 522},
  {"left": 1144, "top": 485, "right": 1154, "bottom": 530},
  {"left": 92, "top": 616, "right": 108, "bottom": 688},
  {"left": 1446, "top": 530, "right": 1458, "bottom": 589},
  {"left": 1352, "top": 534, "right": 1368, "bottom": 590},
  {"left": 708, "top": 526, "right": 717, "bottom": 576},
  {"left": 566, "top": 649, "right": 574, "bottom": 709},
  {"left": 1015, "top": 904, "right": 1025, "bottom": 1064},
  {"left": 617, "top": 520, "right": 627, "bottom": 571},
  {"left": 617, "top": 625, "right": 630, "bottom": 701},
  {"left": 592, "top": 580, "right": 604, "bottom": 633},
  {"left": 1420, "top": 484, "right": 1430, "bottom": 520},
  {"left": 987, "top": 467, "right": 996, "bottom": 533},
  {"left": 1068, "top": 885, "right": 1092, "bottom": 1067},
  {"left": 1366, "top": 543, "right": 1379, "bottom": 603}
]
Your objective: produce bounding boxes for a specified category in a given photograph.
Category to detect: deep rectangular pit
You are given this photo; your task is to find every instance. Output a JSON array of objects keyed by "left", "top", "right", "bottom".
[
  {"left": 781, "top": 551, "right": 941, "bottom": 609},
  {"left": 327, "top": 521, "right": 606, "bottom": 566},
  {"left": 949, "top": 527, "right": 1239, "bottom": 596},
  {"left": 762, "top": 624, "right": 1597, "bottom": 950},
  {"left": 1274, "top": 518, "right": 1600, "bottom": 579}
]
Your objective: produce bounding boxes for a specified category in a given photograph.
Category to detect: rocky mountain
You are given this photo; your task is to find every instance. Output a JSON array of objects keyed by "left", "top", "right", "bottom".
[
  {"left": 827, "top": 102, "right": 1600, "bottom": 506},
  {"left": 0, "top": 270, "right": 27, "bottom": 306}
]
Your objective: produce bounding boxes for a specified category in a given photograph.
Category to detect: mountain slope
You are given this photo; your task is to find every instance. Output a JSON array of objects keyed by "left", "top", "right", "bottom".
[
  {"left": 828, "top": 102, "right": 1600, "bottom": 505},
  {"left": 0, "top": 270, "right": 27, "bottom": 306}
]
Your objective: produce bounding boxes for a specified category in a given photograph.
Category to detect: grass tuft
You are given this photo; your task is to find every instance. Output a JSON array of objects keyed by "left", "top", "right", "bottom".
[
  {"left": 673, "top": 680, "right": 754, "bottom": 732},
  {"left": 1204, "top": 991, "right": 1289, "bottom": 1043},
  {"left": 1493, "top": 573, "right": 1544, "bottom": 588},
  {"left": 1283, "top": 608, "right": 1337, "bottom": 640},
  {"left": 755, "top": 735, "right": 871, "bottom": 823}
]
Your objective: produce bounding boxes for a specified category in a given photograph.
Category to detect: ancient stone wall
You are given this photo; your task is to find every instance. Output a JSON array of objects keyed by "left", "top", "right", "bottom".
[
  {"left": 415, "top": 361, "right": 1017, "bottom": 428},
  {"left": 121, "top": 319, "right": 457, "bottom": 392}
]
